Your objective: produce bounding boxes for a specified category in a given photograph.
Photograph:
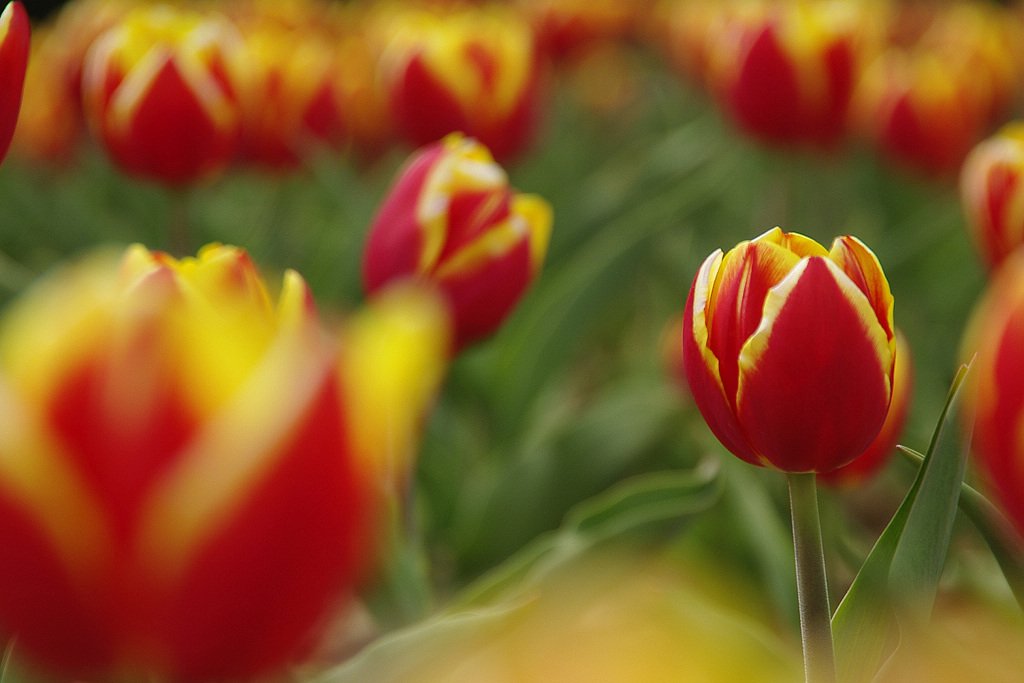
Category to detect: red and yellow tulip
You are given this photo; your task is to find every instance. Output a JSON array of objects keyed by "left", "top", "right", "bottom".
[
  {"left": 960, "top": 123, "right": 1024, "bottom": 271},
  {"left": 82, "top": 5, "right": 247, "bottom": 185},
  {"left": 363, "top": 134, "right": 552, "bottom": 351},
  {"left": 818, "top": 330, "right": 913, "bottom": 487},
  {"left": 379, "top": 7, "right": 543, "bottom": 162},
  {"left": 682, "top": 228, "right": 896, "bottom": 473},
  {"left": 0, "top": 243, "right": 449, "bottom": 679},
  {"left": 0, "top": 1, "right": 30, "bottom": 165},
  {"left": 709, "top": 0, "right": 861, "bottom": 149},
  {"left": 962, "top": 248, "right": 1024, "bottom": 539}
]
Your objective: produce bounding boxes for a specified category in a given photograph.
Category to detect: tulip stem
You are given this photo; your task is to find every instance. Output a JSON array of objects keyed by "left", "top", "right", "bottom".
[{"left": 788, "top": 472, "right": 836, "bottom": 683}]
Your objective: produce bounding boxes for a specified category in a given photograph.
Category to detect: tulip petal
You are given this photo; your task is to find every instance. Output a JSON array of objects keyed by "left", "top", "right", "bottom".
[
  {"left": 682, "top": 250, "right": 760, "bottom": 465},
  {"left": 706, "top": 237, "right": 802, "bottom": 401},
  {"left": 828, "top": 235, "right": 895, "bottom": 342},
  {"left": 736, "top": 257, "right": 892, "bottom": 472}
]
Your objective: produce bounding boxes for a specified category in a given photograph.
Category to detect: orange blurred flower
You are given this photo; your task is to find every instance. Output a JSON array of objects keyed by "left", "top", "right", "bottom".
[{"left": 960, "top": 123, "right": 1024, "bottom": 270}]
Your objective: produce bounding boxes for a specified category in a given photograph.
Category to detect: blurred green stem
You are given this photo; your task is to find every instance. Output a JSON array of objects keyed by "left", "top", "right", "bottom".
[
  {"left": 788, "top": 472, "right": 836, "bottom": 683},
  {"left": 169, "top": 189, "right": 191, "bottom": 257}
]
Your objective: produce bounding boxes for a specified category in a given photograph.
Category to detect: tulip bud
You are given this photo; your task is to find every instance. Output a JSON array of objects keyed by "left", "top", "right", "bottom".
[
  {"left": 82, "top": 5, "right": 246, "bottom": 185},
  {"left": 960, "top": 123, "right": 1024, "bottom": 270},
  {"left": 962, "top": 248, "right": 1024, "bottom": 539},
  {"left": 379, "top": 7, "right": 543, "bottom": 162},
  {"left": 363, "top": 134, "right": 552, "bottom": 351},
  {"left": 709, "top": 0, "right": 859, "bottom": 149},
  {"left": 0, "top": 242, "right": 451, "bottom": 680},
  {"left": 849, "top": 49, "right": 985, "bottom": 178},
  {"left": 238, "top": 23, "right": 345, "bottom": 168},
  {"left": 0, "top": 1, "right": 30, "bottom": 165},
  {"left": 818, "top": 330, "right": 913, "bottom": 487},
  {"left": 682, "top": 228, "right": 896, "bottom": 473}
]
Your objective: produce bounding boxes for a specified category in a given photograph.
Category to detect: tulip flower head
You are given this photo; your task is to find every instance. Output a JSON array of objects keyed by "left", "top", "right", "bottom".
[
  {"left": 363, "top": 134, "right": 552, "bottom": 351},
  {"left": 0, "top": 243, "right": 451, "bottom": 680},
  {"left": 380, "top": 7, "right": 543, "bottom": 161},
  {"left": 960, "top": 123, "right": 1024, "bottom": 271},
  {"left": 82, "top": 5, "right": 246, "bottom": 185},
  {"left": 682, "top": 228, "right": 896, "bottom": 473},
  {"left": 818, "top": 330, "right": 913, "bottom": 487},
  {"left": 710, "top": 0, "right": 860, "bottom": 149},
  {"left": 0, "top": 1, "right": 30, "bottom": 165},
  {"left": 963, "top": 248, "right": 1024, "bottom": 539}
]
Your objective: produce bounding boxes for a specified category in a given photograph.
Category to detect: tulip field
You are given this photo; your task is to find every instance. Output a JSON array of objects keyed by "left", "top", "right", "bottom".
[{"left": 2, "top": 0, "right": 1024, "bottom": 680}]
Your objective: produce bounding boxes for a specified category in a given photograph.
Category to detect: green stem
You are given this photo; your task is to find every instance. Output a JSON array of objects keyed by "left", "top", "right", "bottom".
[{"left": 788, "top": 472, "right": 836, "bottom": 683}]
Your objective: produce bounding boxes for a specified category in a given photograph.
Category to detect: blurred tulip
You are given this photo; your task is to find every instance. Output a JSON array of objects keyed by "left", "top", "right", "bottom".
[
  {"left": 710, "top": 0, "right": 860, "bottom": 149},
  {"left": 960, "top": 123, "right": 1024, "bottom": 270},
  {"left": 682, "top": 228, "right": 896, "bottom": 473},
  {"left": 818, "top": 330, "right": 913, "bottom": 487},
  {"left": 363, "top": 134, "right": 552, "bottom": 351},
  {"left": 850, "top": 49, "right": 986, "bottom": 178},
  {"left": 962, "top": 248, "right": 1024, "bottom": 539},
  {"left": 380, "top": 7, "right": 544, "bottom": 161},
  {"left": 238, "top": 24, "right": 345, "bottom": 168},
  {"left": 11, "top": 27, "right": 81, "bottom": 165},
  {"left": 0, "top": 1, "right": 29, "bottom": 164},
  {"left": 651, "top": 0, "right": 730, "bottom": 91},
  {"left": 0, "top": 243, "right": 449, "bottom": 680},
  {"left": 519, "top": 0, "right": 638, "bottom": 64},
  {"left": 82, "top": 5, "right": 246, "bottom": 185}
]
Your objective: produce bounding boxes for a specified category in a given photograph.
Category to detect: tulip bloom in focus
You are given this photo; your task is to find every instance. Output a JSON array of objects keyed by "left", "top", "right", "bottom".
[
  {"left": 380, "top": 8, "right": 543, "bottom": 161},
  {"left": 963, "top": 249, "right": 1024, "bottom": 539},
  {"left": 682, "top": 228, "right": 896, "bottom": 473},
  {"left": 0, "top": 1, "right": 29, "bottom": 164},
  {"left": 960, "top": 124, "right": 1024, "bottom": 270},
  {"left": 818, "top": 330, "right": 913, "bottom": 487},
  {"left": 0, "top": 243, "right": 449, "bottom": 680},
  {"left": 82, "top": 6, "right": 245, "bottom": 185},
  {"left": 710, "top": 1, "right": 859, "bottom": 149},
  {"left": 363, "top": 134, "right": 552, "bottom": 351}
]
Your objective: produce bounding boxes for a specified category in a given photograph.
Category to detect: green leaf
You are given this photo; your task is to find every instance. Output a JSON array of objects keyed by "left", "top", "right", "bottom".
[
  {"left": 898, "top": 446, "right": 1024, "bottom": 614},
  {"left": 831, "top": 363, "right": 972, "bottom": 683},
  {"left": 456, "top": 460, "right": 722, "bottom": 609}
]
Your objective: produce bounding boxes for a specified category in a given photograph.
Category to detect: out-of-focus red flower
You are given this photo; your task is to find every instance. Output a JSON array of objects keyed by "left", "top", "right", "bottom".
[
  {"left": 0, "top": 242, "right": 451, "bottom": 680},
  {"left": 709, "top": 0, "right": 861, "bottom": 149},
  {"left": 0, "top": 1, "right": 30, "bottom": 164},
  {"left": 379, "top": 7, "right": 544, "bottom": 162},
  {"left": 11, "top": 27, "right": 81, "bottom": 165},
  {"left": 238, "top": 24, "right": 345, "bottom": 168},
  {"left": 682, "top": 228, "right": 896, "bottom": 473},
  {"left": 363, "top": 133, "right": 552, "bottom": 351},
  {"left": 518, "top": 0, "right": 639, "bottom": 64},
  {"left": 818, "top": 330, "right": 913, "bottom": 487},
  {"left": 962, "top": 247, "right": 1024, "bottom": 539},
  {"left": 960, "top": 123, "right": 1024, "bottom": 270},
  {"left": 81, "top": 6, "right": 247, "bottom": 185}
]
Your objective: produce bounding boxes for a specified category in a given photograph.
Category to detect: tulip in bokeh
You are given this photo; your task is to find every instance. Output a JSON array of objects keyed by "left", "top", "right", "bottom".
[
  {"left": 363, "top": 134, "right": 552, "bottom": 351},
  {"left": 0, "top": 1, "right": 29, "bottom": 165},
  {"left": 0, "top": 243, "right": 449, "bottom": 680},
  {"left": 238, "top": 23, "right": 345, "bottom": 168},
  {"left": 82, "top": 5, "right": 246, "bottom": 185},
  {"left": 709, "top": 0, "right": 860, "bottom": 149},
  {"left": 960, "top": 123, "right": 1024, "bottom": 270},
  {"left": 682, "top": 228, "right": 896, "bottom": 473},
  {"left": 379, "top": 7, "right": 543, "bottom": 162},
  {"left": 962, "top": 248, "right": 1024, "bottom": 539},
  {"left": 818, "top": 330, "right": 913, "bottom": 487}
]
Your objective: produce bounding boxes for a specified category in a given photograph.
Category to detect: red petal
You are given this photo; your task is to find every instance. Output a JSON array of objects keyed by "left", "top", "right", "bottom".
[{"left": 735, "top": 257, "right": 892, "bottom": 472}]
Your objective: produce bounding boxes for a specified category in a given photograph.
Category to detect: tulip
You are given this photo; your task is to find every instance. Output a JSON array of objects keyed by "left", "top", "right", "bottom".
[
  {"left": 363, "top": 133, "right": 552, "bottom": 351},
  {"left": 849, "top": 49, "right": 986, "bottom": 178},
  {"left": 238, "top": 24, "right": 345, "bottom": 168},
  {"left": 518, "top": 0, "right": 638, "bottom": 64},
  {"left": 709, "top": 0, "right": 860, "bottom": 149},
  {"left": 818, "top": 330, "right": 913, "bottom": 487},
  {"left": 962, "top": 248, "right": 1024, "bottom": 539},
  {"left": 682, "top": 227, "right": 896, "bottom": 473},
  {"left": 960, "top": 124, "right": 1024, "bottom": 270},
  {"left": 379, "top": 7, "right": 543, "bottom": 162},
  {"left": 0, "top": 243, "right": 449, "bottom": 680},
  {"left": 0, "top": 1, "right": 29, "bottom": 164},
  {"left": 81, "top": 5, "right": 246, "bottom": 185}
]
